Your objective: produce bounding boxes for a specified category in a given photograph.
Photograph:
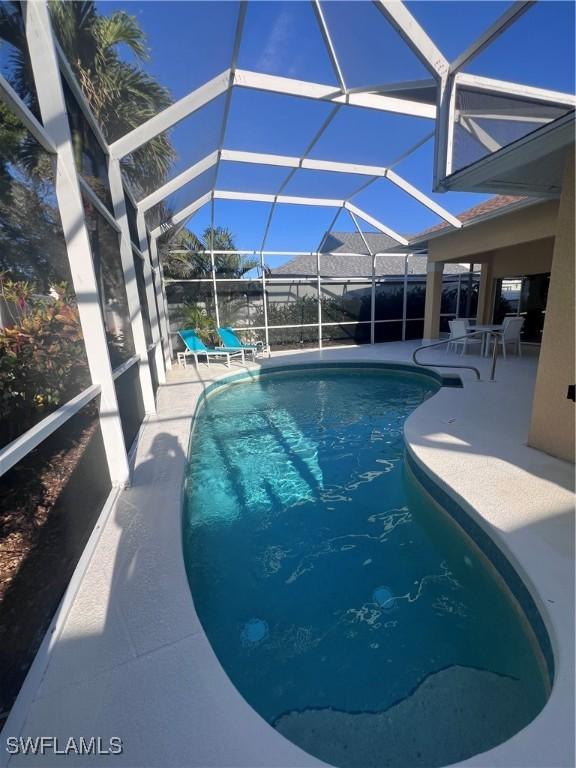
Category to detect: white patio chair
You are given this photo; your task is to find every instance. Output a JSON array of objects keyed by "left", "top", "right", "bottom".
[
  {"left": 489, "top": 316, "right": 524, "bottom": 358},
  {"left": 447, "top": 319, "right": 483, "bottom": 356}
]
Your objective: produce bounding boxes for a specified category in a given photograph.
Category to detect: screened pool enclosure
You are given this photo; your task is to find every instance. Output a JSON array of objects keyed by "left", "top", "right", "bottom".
[{"left": 0, "top": 0, "right": 574, "bottom": 727}]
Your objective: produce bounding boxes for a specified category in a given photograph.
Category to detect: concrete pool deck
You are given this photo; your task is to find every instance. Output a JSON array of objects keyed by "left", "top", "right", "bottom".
[{"left": 2, "top": 341, "right": 574, "bottom": 768}]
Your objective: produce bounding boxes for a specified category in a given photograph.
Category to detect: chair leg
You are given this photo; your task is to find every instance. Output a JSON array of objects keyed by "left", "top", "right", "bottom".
[{"left": 226, "top": 354, "right": 230, "bottom": 368}]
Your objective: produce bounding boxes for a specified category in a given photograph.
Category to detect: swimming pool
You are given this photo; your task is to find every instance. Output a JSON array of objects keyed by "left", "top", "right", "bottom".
[{"left": 183, "top": 366, "right": 550, "bottom": 768}]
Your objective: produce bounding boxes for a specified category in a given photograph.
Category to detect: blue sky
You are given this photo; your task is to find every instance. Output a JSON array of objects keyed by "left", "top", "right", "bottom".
[{"left": 97, "top": 0, "right": 575, "bottom": 250}]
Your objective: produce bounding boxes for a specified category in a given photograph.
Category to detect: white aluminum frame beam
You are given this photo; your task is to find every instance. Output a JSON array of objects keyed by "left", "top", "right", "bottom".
[
  {"left": 215, "top": 190, "right": 345, "bottom": 207},
  {"left": 385, "top": 168, "right": 462, "bottom": 228},
  {"left": 460, "top": 116, "right": 502, "bottom": 153},
  {"left": 0, "top": 73, "right": 57, "bottom": 154},
  {"left": 148, "top": 229, "right": 173, "bottom": 367},
  {"left": 109, "top": 69, "right": 232, "bottom": 159},
  {"left": 107, "top": 64, "right": 435, "bottom": 168},
  {"left": 347, "top": 208, "right": 377, "bottom": 344},
  {"left": 136, "top": 211, "right": 168, "bottom": 379},
  {"left": 454, "top": 72, "right": 576, "bottom": 106},
  {"left": 312, "top": 0, "right": 347, "bottom": 92},
  {"left": 151, "top": 191, "right": 212, "bottom": 237},
  {"left": 155, "top": 189, "right": 408, "bottom": 246},
  {"left": 24, "top": 0, "right": 130, "bottom": 486},
  {"left": 138, "top": 151, "right": 219, "bottom": 212},
  {"left": 372, "top": 1, "right": 449, "bottom": 80},
  {"left": 345, "top": 202, "right": 408, "bottom": 245},
  {"left": 346, "top": 78, "right": 436, "bottom": 96},
  {"left": 449, "top": 2, "right": 535, "bottom": 75},
  {"left": 233, "top": 70, "right": 436, "bottom": 119},
  {"left": 108, "top": 158, "right": 157, "bottom": 413},
  {"left": 211, "top": 2, "right": 247, "bottom": 209},
  {"left": 145, "top": 147, "right": 461, "bottom": 230},
  {"left": 55, "top": 38, "right": 109, "bottom": 154}
]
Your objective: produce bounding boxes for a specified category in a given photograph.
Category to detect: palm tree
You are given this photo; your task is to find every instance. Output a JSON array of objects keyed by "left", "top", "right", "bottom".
[
  {"left": 0, "top": 1, "right": 175, "bottom": 195},
  {"left": 161, "top": 226, "right": 259, "bottom": 279}
]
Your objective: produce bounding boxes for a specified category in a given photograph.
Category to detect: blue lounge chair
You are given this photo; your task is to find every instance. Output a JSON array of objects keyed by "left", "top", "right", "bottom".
[
  {"left": 177, "top": 329, "right": 245, "bottom": 368},
  {"left": 217, "top": 327, "right": 264, "bottom": 359}
]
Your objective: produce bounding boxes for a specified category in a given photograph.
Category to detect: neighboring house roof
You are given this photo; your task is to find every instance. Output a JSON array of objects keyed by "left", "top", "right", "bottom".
[
  {"left": 271, "top": 195, "right": 530, "bottom": 278},
  {"left": 410, "top": 195, "right": 527, "bottom": 242},
  {"left": 271, "top": 249, "right": 469, "bottom": 278},
  {"left": 319, "top": 231, "right": 401, "bottom": 255}
]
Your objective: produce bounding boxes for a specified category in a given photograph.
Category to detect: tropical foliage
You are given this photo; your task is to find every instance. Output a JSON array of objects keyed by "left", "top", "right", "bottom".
[
  {"left": 0, "top": 278, "right": 90, "bottom": 446},
  {"left": 0, "top": 0, "right": 174, "bottom": 195},
  {"left": 161, "top": 227, "right": 259, "bottom": 279}
]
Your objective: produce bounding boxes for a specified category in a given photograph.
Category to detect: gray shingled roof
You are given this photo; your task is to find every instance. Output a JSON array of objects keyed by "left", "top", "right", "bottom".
[
  {"left": 320, "top": 232, "right": 401, "bottom": 255},
  {"left": 272, "top": 233, "right": 470, "bottom": 277}
]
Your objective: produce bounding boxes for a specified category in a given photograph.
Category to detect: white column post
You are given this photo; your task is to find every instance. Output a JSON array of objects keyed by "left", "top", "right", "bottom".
[
  {"left": 108, "top": 160, "right": 156, "bottom": 413},
  {"left": 261, "top": 252, "right": 270, "bottom": 355},
  {"left": 136, "top": 212, "right": 168, "bottom": 381},
  {"left": 316, "top": 252, "right": 322, "bottom": 349},
  {"left": 456, "top": 273, "right": 462, "bottom": 319},
  {"left": 148, "top": 231, "right": 173, "bottom": 369},
  {"left": 210, "top": 251, "right": 221, "bottom": 329},
  {"left": 24, "top": 0, "right": 129, "bottom": 486},
  {"left": 402, "top": 255, "right": 409, "bottom": 340},
  {"left": 371, "top": 256, "right": 376, "bottom": 344}
]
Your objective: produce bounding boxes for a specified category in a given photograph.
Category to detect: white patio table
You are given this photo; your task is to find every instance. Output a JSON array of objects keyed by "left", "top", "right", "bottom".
[{"left": 469, "top": 323, "right": 504, "bottom": 356}]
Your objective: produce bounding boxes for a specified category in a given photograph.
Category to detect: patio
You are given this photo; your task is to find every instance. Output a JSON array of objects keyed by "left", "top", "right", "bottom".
[{"left": 4, "top": 341, "right": 573, "bottom": 768}]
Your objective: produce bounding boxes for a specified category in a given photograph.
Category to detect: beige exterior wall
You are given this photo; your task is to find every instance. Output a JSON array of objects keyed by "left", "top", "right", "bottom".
[
  {"left": 491, "top": 238, "right": 554, "bottom": 279},
  {"left": 476, "top": 262, "right": 494, "bottom": 324},
  {"left": 427, "top": 200, "right": 559, "bottom": 264},
  {"left": 528, "top": 149, "right": 575, "bottom": 462},
  {"left": 425, "top": 231, "right": 556, "bottom": 337},
  {"left": 422, "top": 263, "right": 444, "bottom": 340}
]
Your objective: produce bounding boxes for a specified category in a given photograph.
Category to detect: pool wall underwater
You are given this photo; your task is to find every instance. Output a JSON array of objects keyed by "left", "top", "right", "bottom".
[{"left": 182, "top": 361, "right": 556, "bottom": 767}]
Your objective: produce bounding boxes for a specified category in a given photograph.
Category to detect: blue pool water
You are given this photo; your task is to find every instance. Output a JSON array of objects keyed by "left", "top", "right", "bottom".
[{"left": 183, "top": 368, "right": 549, "bottom": 767}]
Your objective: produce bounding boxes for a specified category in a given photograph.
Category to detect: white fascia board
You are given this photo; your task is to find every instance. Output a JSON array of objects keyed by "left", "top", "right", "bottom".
[
  {"left": 345, "top": 202, "right": 408, "bottom": 245},
  {"left": 233, "top": 69, "right": 435, "bottom": 119},
  {"left": 151, "top": 191, "right": 212, "bottom": 237},
  {"left": 372, "top": 1, "right": 449, "bottom": 80},
  {"left": 449, "top": 2, "right": 534, "bottom": 75},
  {"left": 138, "top": 151, "right": 219, "bottom": 212},
  {"left": 214, "top": 190, "right": 345, "bottom": 207},
  {"left": 454, "top": 72, "right": 576, "bottom": 106},
  {"left": 385, "top": 169, "right": 462, "bottom": 228},
  {"left": 221, "top": 148, "right": 387, "bottom": 177},
  {"left": 110, "top": 69, "right": 231, "bottom": 159}
]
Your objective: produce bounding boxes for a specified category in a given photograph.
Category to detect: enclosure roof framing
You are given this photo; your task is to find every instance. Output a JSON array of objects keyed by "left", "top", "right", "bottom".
[
  {"left": 31, "top": 0, "right": 574, "bottom": 250},
  {"left": 139, "top": 146, "right": 462, "bottom": 231}
]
